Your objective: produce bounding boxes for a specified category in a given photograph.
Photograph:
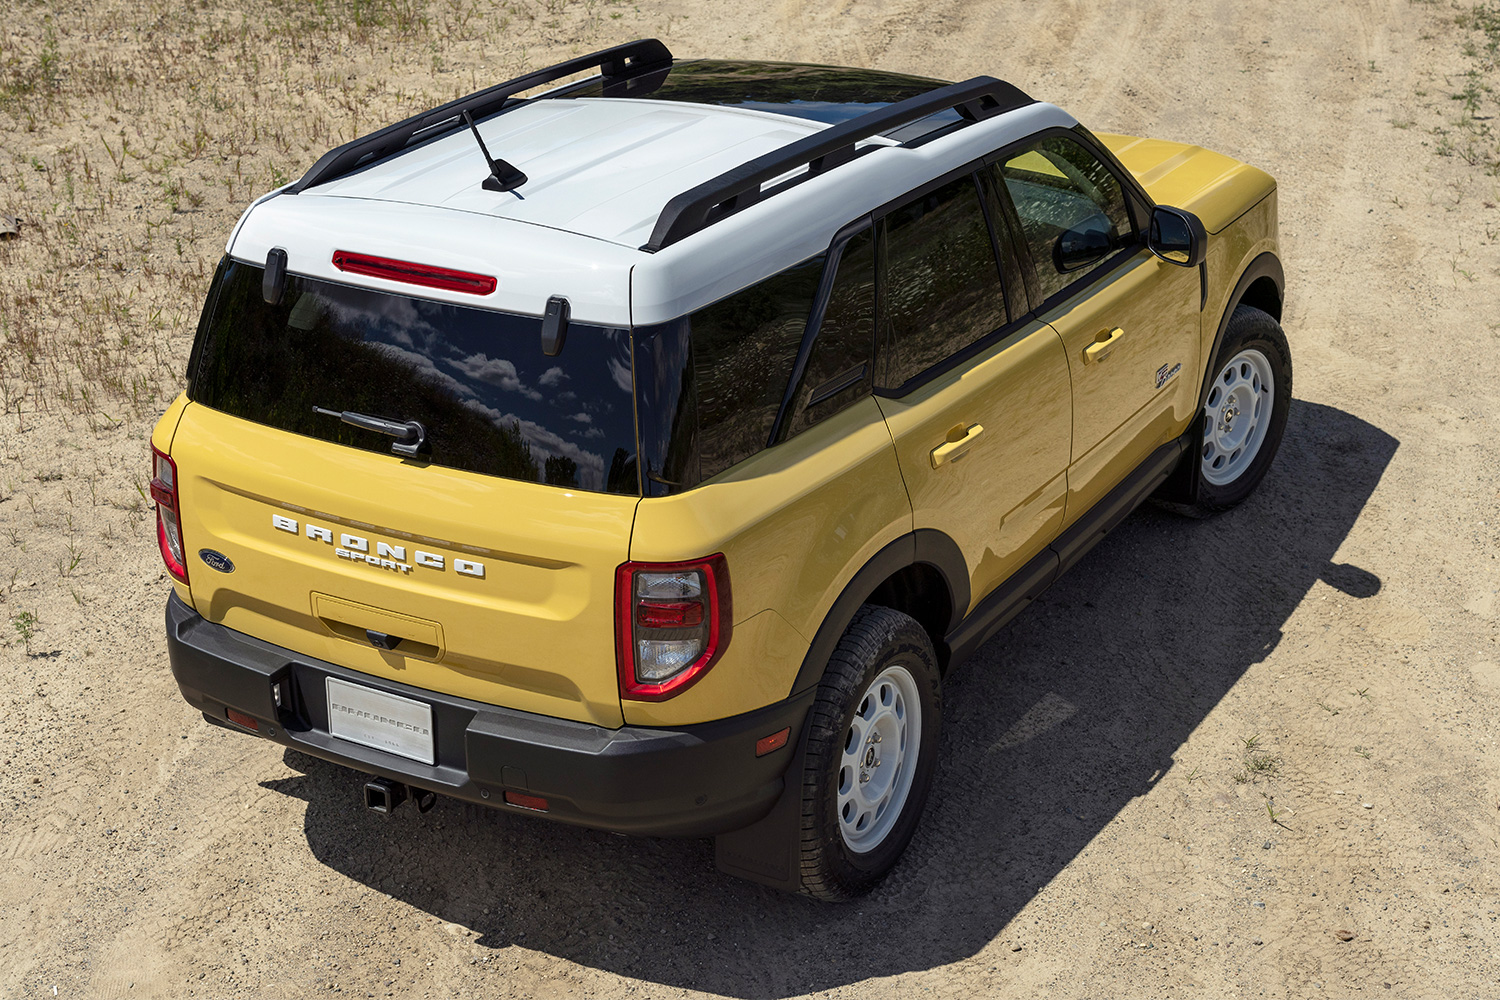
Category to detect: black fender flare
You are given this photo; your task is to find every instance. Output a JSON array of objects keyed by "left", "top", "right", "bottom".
[
  {"left": 1198, "top": 251, "right": 1284, "bottom": 410},
  {"left": 788, "top": 529, "right": 968, "bottom": 696}
]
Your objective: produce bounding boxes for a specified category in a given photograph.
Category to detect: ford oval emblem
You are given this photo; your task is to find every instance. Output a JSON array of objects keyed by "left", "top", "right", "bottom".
[{"left": 199, "top": 549, "right": 235, "bottom": 574}]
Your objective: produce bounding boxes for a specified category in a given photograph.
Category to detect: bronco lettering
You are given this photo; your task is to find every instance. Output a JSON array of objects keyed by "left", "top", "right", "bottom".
[{"left": 270, "top": 515, "right": 482, "bottom": 578}]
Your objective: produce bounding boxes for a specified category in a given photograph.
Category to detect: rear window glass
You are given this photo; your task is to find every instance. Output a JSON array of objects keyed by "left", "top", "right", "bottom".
[{"left": 188, "top": 258, "right": 639, "bottom": 495}]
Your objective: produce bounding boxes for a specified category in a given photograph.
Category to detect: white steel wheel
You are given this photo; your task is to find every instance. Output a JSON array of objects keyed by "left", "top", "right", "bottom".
[
  {"left": 1201, "top": 348, "right": 1275, "bottom": 487},
  {"left": 837, "top": 664, "right": 921, "bottom": 854}
]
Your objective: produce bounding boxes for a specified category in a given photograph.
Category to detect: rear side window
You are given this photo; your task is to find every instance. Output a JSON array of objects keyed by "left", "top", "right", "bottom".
[
  {"left": 783, "top": 228, "right": 876, "bottom": 437},
  {"left": 878, "top": 174, "right": 1008, "bottom": 389},
  {"left": 633, "top": 256, "right": 824, "bottom": 492},
  {"left": 691, "top": 255, "right": 825, "bottom": 480},
  {"left": 997, "top": 135, "right": 1135, "bottom": 301},
  {"left": 188, "top": 258, "right": 639, "bottom": 495}
]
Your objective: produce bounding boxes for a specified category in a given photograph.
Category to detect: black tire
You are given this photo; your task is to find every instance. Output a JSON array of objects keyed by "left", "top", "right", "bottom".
[
  {"left": 1188, "top": 304, "right": 1292, "bottom": 513},
  {"left": 796, "top": 605, "right": 941, "bottom": 901}
]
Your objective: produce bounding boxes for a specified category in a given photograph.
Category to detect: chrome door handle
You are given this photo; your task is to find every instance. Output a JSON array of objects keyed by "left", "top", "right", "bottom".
[
  {"left": 1084, "top": 326, "right": 1125, "bottom": 364},
  {"left": 930, "top": 423, "right": 985, "bottom": 469}
]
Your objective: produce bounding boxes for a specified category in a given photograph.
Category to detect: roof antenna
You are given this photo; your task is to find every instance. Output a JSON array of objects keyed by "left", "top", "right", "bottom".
[{"left": 462, "top": 110, "right": 528, "bottom": 193}]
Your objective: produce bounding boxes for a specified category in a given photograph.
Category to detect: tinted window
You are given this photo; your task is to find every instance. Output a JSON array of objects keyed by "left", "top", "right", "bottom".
[
  {"left": 998, "top": 135, "right": 1135, "bottom": 301},
  {"left": 785, "top": 228, "right": 876, "bottom": 437},
  {"left": 189, "top": 258, "right": 638, "bottom": 495},
  {"left": 694, "top": 255, "right": 824, "bottom": 479},
  {"left": 879, "top": 174, "right": 1008, "bottom": 388},
  {"left": 632, "top": 318, "right": 697, "bottom": 495}
]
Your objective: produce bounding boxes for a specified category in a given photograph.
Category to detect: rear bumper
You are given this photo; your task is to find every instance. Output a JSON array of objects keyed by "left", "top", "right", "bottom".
[{"left": 165, "top": 592, "right": 811, "bottom": 837}]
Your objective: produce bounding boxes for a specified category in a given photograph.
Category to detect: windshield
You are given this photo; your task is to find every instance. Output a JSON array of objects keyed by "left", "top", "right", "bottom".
[{"left": 188, "top": 258, "right": 639, "bottom": 495}]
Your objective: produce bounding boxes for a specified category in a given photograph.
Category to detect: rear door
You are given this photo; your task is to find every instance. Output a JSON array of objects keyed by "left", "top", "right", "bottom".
[
  {"left": 992, "top": 133, "right": 1200, "bottom": 527},
  {"left": 871, "top": 170, "right": 1072, "bottom": 615},
  {"left": 173, "top": 258, "right": 641, "bottom": 727}
]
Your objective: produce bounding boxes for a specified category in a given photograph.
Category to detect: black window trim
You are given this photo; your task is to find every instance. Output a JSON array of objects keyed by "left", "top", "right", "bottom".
[
  {"left": 766, "top": 123, "right": 1167, "bottom": 425},
  {"left": 767, "top": 216, "right": 874, "bottom": 446}
]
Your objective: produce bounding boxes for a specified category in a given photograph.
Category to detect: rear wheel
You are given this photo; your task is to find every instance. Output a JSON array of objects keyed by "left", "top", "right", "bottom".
[
  {"left": 797, "top": 605, "right": 940, "bottom": 901},
  {"left": 1189, "top": 305, "right": 1292, "bottom": 513}
]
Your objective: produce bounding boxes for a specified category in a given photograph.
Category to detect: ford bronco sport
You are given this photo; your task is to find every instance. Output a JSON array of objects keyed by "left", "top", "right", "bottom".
[{"left": 153, "top": 40, "right": 1290, "bottom": 900}]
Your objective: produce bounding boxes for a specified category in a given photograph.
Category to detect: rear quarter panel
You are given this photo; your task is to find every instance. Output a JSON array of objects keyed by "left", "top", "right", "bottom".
[{"left": 625, "top": 397, "right": 911, "bottom": 727}]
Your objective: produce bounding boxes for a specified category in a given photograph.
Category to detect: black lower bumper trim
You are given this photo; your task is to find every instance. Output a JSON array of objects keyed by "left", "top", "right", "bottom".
[{"left": 165, "top": 592, "right": 810, "bottom": 837}]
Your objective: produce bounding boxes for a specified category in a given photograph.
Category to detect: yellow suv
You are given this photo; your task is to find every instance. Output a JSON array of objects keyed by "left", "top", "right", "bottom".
[{"left": 153, "top": 41, "right": 1289, "bottom": 900}]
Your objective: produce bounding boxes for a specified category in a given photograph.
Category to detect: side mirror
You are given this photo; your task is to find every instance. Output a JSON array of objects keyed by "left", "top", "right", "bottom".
[
  {"left": 1054, "top": 213, "right": 1114, "bottom": 272},
  {"left": 1149, "top": 206, "right": 1207, "bottom": 267}
]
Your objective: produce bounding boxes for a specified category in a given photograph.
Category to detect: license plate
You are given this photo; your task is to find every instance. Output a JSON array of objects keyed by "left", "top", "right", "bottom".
[{"left": 326, "top": 677, "right": 435, "bottom": 765}]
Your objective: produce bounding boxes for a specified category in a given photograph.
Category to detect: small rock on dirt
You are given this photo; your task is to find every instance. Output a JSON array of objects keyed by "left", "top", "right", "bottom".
[{"left": 1335, "top": 929, "right": 1355, "bottom": 942}]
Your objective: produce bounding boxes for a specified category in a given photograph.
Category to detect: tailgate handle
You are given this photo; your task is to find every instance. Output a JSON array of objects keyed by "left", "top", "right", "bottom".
[
  {"left": 365, "top": 629, "right": 402, "bottom": 651},
  {"left": 312, "top": 593, "right": 444, "bottom": 661}
]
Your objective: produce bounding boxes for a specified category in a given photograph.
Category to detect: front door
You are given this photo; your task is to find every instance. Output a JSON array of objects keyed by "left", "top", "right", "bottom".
[{"left": 993, "top": 134, "right": 1200, "bottom": 527}]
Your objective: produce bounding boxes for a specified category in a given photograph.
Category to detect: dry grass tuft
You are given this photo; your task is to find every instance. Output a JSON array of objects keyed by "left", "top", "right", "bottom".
[{"left": 0, "top": 0, "right": 638, "bottom": 427}]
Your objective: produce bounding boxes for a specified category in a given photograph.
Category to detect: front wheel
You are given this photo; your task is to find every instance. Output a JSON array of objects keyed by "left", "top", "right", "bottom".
[
  {"left": 796, "top": 605, "right": 941, "bottom": 901},
  {"left": 1189, "top": 304, "right": 1293, "bottom": 513}
]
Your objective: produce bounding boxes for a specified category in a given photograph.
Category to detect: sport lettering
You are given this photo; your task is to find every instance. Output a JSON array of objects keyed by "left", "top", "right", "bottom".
[{"left": 268, "top": 515, "right": 482, "bottom": 579}]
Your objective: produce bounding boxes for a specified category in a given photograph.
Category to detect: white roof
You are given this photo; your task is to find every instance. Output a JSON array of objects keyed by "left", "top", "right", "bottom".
[{"left": 228, "top": 94, "right": 1076, "bottom": 327}]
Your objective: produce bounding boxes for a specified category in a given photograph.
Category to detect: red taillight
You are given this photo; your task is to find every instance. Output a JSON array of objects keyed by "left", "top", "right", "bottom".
[
  {"left": 331, "top": 250, "right": 497, "bottom": 296},
  {"left": 635, "top": 601, "right": 705, "bottom": 629},
  {"left": 151, "top": 444, "right": 189, "bottom": 585},
  {"left": 615, "top": 555, "right": 731, "bottom": 701}
]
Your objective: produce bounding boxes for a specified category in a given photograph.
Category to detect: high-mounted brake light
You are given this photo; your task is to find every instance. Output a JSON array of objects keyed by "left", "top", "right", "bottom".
[
  {"left": 150, "top": 444, "right": 189, "bottom": 585},
  {"left": 615, "top": 555, "right": 731, "bottom": 701},
  {"left": 331, "top": 250, "right": 497, "bottom": 296}
]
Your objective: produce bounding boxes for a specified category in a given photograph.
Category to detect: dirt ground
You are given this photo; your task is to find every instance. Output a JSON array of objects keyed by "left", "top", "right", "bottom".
[{"left": 3, "top": 0, "right": 1499, "bottom": 997}]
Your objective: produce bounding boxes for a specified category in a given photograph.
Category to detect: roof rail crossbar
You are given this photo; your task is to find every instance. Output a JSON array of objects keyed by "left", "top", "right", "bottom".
[
  {"left": 642, "top": 75, "right": 1033, "bottom": 252},
  {"left": 287, "top": 38, "right": 673, "bottom": 194}
]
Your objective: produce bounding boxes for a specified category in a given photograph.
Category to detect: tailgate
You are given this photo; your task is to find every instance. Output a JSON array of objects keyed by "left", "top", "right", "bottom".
[{"left": 172, "top": 403, "right": 636, "bottom": 727}]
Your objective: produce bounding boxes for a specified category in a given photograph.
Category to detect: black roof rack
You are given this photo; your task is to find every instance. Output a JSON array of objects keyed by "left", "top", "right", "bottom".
[
  {"left": 287, "top": 39, "right": 673, "bottom": 194},
  {"left": 642, "top": 75, "right": 1033, "bottom": 252}
]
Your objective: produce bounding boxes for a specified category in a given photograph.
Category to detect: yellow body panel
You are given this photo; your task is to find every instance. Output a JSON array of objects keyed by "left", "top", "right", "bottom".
[
  {"left": 171, "top": 403, "right": 636, "bottom": 727},
  {"left": 626, "top": 396, "right": 910, "bottom": 726},
  {"left": 874, "top": 320, "right": 1071, "bottom": 614},
  {"left": 154, "top": 134, "right": 1280, "bottom": 736},
  {"left": 1039, "top": 253, "right": 1202, "bottom": 527},
  {"left": 1099, "top": 133, "right": 1277, "bottom": 234},
  {"left": 1100, "top": 132, "right": 1281, "bottom": 407}
]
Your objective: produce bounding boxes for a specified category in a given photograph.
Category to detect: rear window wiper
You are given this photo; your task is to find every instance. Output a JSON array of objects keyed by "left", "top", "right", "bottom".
[{"left": 313, "top": 406, "right": 428, "bottom": 458}]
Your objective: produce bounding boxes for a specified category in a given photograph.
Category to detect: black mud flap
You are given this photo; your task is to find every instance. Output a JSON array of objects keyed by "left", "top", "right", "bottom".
[
  {"left": 1150, "top": 416, "right": 1203, "bottom": 505},
  {"left": 713, "top": 713, "right": 815, "bottom": 893}
]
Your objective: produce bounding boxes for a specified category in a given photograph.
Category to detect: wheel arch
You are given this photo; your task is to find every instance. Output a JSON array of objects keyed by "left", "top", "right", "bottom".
[
  {"left": 1156, "top": 251, "right": 1284, "bottom": 505},
  {"left": 1201, "top": 252, "right": 1284, "bottom": 409},
  {"left": 788, "top": 529, "right": 968, "bottom": 695}
]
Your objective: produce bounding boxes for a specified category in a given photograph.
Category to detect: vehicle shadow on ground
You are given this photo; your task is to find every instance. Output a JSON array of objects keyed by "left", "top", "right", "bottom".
[{"left": 263, "top": 399, "right": 1396, "bottom": 998}]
